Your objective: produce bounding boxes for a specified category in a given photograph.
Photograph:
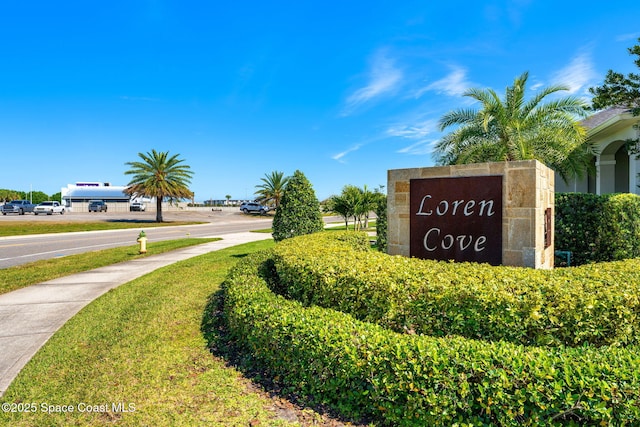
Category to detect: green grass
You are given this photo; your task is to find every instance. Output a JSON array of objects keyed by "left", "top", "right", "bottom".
[
  {"left": 252, "top": 228, "right": 275, "bottom": 233},
  {"left": 0, "top": 240, "right": 312, "bottom": 426},
  {"left": 0, "top": 238, "right": 219, "bottom": 295},
  {"left": 0, "top": 220, "right": 205, "bottom": 237},
  {"left": 252, "top": 220, "right": 377, "bottom": 234},
  {"left": 326, "top": 224, "right": 377, "bottom": 232}
]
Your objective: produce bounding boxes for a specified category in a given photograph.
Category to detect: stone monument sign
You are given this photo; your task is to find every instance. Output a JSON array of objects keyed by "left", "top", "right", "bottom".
[
  {"left": 388, "top": 160, "right": 554, "bottom": 269},
  {"left": 410, "top": 175, "right": 503, "bottom": 265}
]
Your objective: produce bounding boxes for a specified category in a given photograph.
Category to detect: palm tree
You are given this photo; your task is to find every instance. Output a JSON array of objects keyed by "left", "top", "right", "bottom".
[
  {"left": 435, "top": 71, "right": 595, "bottom": 182},
  {"left": 329, "top": 185, "right": 377, "bottom": 231},
  {"left": 0, "top": 189, "right": 20, "bottom": 203},
  {"left": 329, "top": 192, "right": 355, "bottom": 229},
  {"left": 359, "top": 185, "right": 379, "bottom": 229},
  {"left": 255, "top": 171, "right": 289, "bottom": 210},
  {"left": 124, "top": 149, "right": 194, "bottom": 222}
]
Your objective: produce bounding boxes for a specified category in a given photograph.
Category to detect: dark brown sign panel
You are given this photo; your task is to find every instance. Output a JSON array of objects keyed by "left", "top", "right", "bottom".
[{"left": 410, "top": 176, "right": 503, "bottom": 265}]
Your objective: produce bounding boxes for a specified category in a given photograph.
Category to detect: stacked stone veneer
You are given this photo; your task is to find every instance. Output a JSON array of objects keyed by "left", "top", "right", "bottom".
[{"left": 387, "top": 160, "right": 555, "bottom": 269}]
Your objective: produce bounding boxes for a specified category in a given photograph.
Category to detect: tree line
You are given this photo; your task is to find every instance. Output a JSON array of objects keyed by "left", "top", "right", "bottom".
[{"left": 0, "top": 189, "right": 61, "bottom": 204}]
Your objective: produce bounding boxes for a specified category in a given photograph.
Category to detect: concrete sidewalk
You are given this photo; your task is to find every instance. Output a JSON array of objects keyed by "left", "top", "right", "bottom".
[{"left": 0, "top": 231, "right": 272, "bottom": 397}]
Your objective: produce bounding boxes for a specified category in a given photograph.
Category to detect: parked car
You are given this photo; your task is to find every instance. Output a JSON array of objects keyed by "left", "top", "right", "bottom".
[
  {"left": 240, "top": 202, "right": 270, "bottom": 215},
  {"left": 1, "top": 200, "right": 36, "bottom": 215},
  {"left": 34, "top": 201, "right": 65, "bottom": 215},
  {"left": 88, "top": 200, "right": 107, "bottom": 212},
  {"left": 129, "top": 202, "right": 146, "bottom": 212}
]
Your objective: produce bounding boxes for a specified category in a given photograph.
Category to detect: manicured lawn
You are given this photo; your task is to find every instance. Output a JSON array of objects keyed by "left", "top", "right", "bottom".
[
  {"left": 0, "top": 240, "right": 328, "bottom": 426},
  {"left": 326, "top": 221, "right": 377, "bottom": 232},
  {"left": 0, "top": 238, "right": 219, "bottom": 295},
  {"left": 0, "top": 220, "right": 204, "bottom": 237},
  {"left": 253, "top": 220, "right": 377, "bottom": 234}
]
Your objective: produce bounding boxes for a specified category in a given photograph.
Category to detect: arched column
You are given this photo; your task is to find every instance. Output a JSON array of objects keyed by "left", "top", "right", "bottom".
[
  {"left": 630, "top": 153, "right": 638, "bottom": 194},
  {"left": 597, "top": 140, "right": 631, "bottom": 194},
  {"left": 596, "top": 154, "right": 616, "bottom": 194}
]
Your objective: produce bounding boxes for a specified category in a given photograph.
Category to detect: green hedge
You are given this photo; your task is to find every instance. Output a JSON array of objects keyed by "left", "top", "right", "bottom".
[
  {"left": 375, "top": 193, "right": 387, "bottom": 252},
  {"left": 221, "top": 244, "right": 640, "bottom": 426},
  {"left": 597, "top": 193, "right": 640, "bottom": 261},
  {"left": 555, "top": 193, "right": 640, "bottom": 264},
  {"left": 272, "top": 232, "right": 640, "bottom": 348}
]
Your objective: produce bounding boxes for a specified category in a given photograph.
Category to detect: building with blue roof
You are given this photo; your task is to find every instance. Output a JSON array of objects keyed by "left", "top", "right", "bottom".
[{"left": 61, "top": 182, "right": 134, "bottom": 212}]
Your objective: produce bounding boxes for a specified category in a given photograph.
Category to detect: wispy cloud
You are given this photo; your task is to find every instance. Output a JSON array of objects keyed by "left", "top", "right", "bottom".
[
  {"left": 387, "top": 118, "right": 439, "bottom": 156},
  {"left": 615, "top": 32, "right": 640, "bottom": 42},
  {"left": 341, "top": 50, "right": 403, "bottom": 116},
  {"left": 331, "top": 133, "right": 390, "bottom": 163},
  {"left": 551, "top": 51, "right": 596, "bottom": 94},
  {"left": 386, "top": 119, "right": 438, "bottom": 140},
  {"left": 396, "top": 139, "right": 436, "bottom": 155},
  {"left": 414, "top": 65, "right": 470, "bottom": 98},
  {"left": 529, "top": 82, "right": 544, "bottom": 91},
  {"left": 332, "top": 143, "right": 364, "bottom": 163}
]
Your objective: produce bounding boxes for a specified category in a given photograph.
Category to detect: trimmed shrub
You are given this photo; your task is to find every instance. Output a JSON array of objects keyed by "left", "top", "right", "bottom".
[
  {"left": 554, "top": 193, "right": 603, "bottom": 265},
  {"left": 555, "top": 192, "right": 640, "bottom": 264},
  {"left": 221, "top": 246, "right": 640, "bottom": 426},
  {"left": 272, "top": 232, "right": 640, "bottom": 348},
  {"left": 596, "top": 193, "right": 640, "bottom": 261},
  {"left": 375, "top": 192, "right": 387, "bottom": 252},
  {"left": 272, "top": 170, "right": 324, "bottom": 242}
]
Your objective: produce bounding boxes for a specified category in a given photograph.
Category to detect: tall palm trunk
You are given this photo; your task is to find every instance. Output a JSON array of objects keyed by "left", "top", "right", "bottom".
[{"left": 156, "top": 197, "right": 163, "bottom": 222}]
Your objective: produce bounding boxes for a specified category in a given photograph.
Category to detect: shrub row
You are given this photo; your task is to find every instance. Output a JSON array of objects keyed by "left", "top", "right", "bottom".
[
  {"left": 555, "top": 192, "right": 640, "bottom": 265},
  {"left": 375, "top": 193, "right": 387, "bottom": 252},
  {"left": 221, "top": 247, "right": 640, "bottom": 426},
  {"left": 271, "top": 232, "right": 640, "bottom": 348}
]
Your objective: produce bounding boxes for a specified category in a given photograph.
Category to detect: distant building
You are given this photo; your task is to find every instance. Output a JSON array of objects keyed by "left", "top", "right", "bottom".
[
  {"left": 204, "top": 199, "right": 254, "bottom": 207},
  {"left": 61, "top": 182, "right": 131, "bottom": 212},
  {"left": 556, "top": 107, "right": 640, "bottom": 195}
]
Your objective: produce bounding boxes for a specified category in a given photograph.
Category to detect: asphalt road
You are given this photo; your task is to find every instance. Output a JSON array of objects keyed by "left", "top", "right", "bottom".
[{"left": 0, "top": 209, "right": 275, "bottom": 269}]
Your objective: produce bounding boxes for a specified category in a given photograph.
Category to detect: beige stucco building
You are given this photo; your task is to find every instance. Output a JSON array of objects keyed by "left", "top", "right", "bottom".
[{"left": 556, "top": 107, "right": 640, "bottom": 195}]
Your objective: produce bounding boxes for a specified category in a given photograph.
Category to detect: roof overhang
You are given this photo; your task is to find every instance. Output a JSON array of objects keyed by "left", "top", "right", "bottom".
[{"left": 585, "top": 110, "right": 640, "bottom": 141}]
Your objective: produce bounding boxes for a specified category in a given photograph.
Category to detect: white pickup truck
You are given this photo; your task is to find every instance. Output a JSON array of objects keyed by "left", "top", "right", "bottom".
[{"left": 33, "top": 201, "right": 66, "bottom": 215}]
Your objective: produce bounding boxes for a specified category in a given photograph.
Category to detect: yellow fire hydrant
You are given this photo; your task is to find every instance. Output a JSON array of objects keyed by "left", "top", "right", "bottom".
[{"left": 137, "top": 230, "right": 148, "bottom": 254}]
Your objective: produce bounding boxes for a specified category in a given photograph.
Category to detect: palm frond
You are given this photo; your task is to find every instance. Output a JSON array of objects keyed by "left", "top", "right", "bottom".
[
  {"left": 124, "top": 150, "right": 194, "bottom": 222},
  {"left": 435, "top": 71, "right": 593, "bottom": 178}
]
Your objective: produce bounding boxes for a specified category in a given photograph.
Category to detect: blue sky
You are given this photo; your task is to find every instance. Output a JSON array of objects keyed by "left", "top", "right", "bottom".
[{"left": 1, "top": 1, "right": 639, "bottom": 201}]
